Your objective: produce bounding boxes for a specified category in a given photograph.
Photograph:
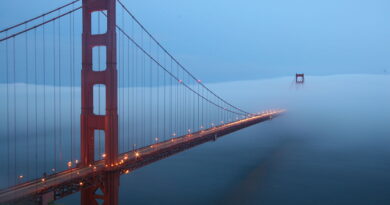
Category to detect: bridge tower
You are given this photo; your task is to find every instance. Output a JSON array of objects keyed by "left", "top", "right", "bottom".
[
  {"left": 296, "top": 73, "right": 304, "bottom": 84},
  {"left": 81, "top": 0, "right": 118, "bottom": 168},
  {"left": 81, "top": 0, "right": 119, "bottom": 204}
]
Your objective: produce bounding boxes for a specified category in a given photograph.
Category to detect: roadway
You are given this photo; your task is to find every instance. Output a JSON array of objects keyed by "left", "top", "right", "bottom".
[{"left": 0, "top": 109, "right": 285, "bottom": 204}]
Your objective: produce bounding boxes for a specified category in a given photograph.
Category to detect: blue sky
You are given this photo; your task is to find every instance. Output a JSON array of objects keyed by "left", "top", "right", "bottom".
[{"left": 1, "top": 0, "right": 389, "bottom": 82}]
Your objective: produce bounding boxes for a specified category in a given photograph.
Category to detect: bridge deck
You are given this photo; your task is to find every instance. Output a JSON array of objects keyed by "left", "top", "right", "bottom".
[{"left": 0, "top": 110, "right": 285, "bottom": 203}]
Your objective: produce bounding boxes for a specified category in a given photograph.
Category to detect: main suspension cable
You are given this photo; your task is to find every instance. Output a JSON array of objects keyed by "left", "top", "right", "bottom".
[
  {"left": 116, "top": 0, "right": 249, "bottom": 115},
  {"left": 0, "top": 7, "right": 81, "bottom": 43},
  {"left": 113, "top": 23, "right": 244, "bottom": 115},
  {"left": 0, "top": 0, "right": 80, "bottom": 34}
]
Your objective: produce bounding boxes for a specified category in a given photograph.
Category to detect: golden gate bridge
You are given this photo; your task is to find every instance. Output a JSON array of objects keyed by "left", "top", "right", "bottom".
[{"left": 0, "top": 0, "right": 284, "bottom": 204}]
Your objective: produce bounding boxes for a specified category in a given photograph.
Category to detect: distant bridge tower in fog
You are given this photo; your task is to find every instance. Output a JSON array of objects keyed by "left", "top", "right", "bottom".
[{"left": 296, "top": 73, "right": 305, "bottom": 84}]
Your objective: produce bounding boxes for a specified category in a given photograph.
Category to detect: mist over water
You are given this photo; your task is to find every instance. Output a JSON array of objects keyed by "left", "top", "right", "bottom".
[
  {"left": 14, "top": 74, "right": 390, "bottom": 204},
  {"left": 114, "top": 74, "right": 389, "bottom": 205}
]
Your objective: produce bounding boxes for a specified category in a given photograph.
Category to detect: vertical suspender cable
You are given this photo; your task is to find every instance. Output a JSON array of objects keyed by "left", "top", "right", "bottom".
[
  {"left": 135, "top": 27, "right": 138, "bottom": 147},
  {"left": 179, "top": 66, "right": 182, "bottom": 136},
  {"left": 58, "top": 11, "right": 63, "bottom": 165},
  {"left": 207, "top": 91, "right": 209, "bottom": 128},
  {"left": 53, "top": 20, "right": 57, "bottom": 172},
  {"left": 197, "top": 79, "right": 199, "bottom": 131},
  {"left": 122, "top": 8, "right": 125, "bottom": 152},
  {"left": 42, "top": 16, "right": 47, "bottom": 174},
  {"left": 122, "top": 20, "right": 125, "bottom": 151},
  {"left": 117, "top": 29, "right": 121, "bottom": 153},
  {"left": 70, "top": 4, "right": 74, "bottom": 165},
  {"left": 183, "top": 69, "right": 185, "bottom": 134},
  {"left": 135, "top": 13, "right": 139, "bottom": 147},
  {"left": 127, "top": 35, "right": 131, "bottom": 151},
  {"left": 187, "top": 74, "right": 190, "bottom": 132},
  {"left": 175, "top": 64, "right": 177, "bottom": 135},
  {"left": 72, "top": 9, "right": 76, "bottom": 163},
  {"left": 201, "top": 83, "right": 203, "bottom": 129},
  {"left": 135, "top": 36, "right": 138, "bottom": 148},
  {"left": 72, "top": 7, "right": 77, "bottom": 164},
  {"left": 184, "top": 69, "right": 186, "bottom": 133},
  {"left": 132, "top": 21, "right": 135, "bottom": 150},
  {"left": 125, "top": 31, "right": 130, "bottom": 152},
  {"left": 6, "top": 31, "right": 10, "bottom": 187},
  {"left": 179, "top": 66, "right": 182, "bottom": 135},
  {"left": 142, "top": 31, "right": 146, "bottom": 146},
  {"left": 149, "top": 37, "right": 152, "bottom": 144},
  {"left": 118, "top": 29, "right": 121, "bottom": 153},
  {"left": 163, "top": 54, "right": 166, "bottom": 140},
  {"left": 188, "top": 75, "right": 190, "bottom": 132},
  {"left": 191, "top": 75, "right": 193, "bottom": 131},
  {"left": 184, "top": 71, "right": 186, "bottom": 133},
  {"left": 134, "top": 34, "right": 137, "bottom": 149},
  {"left": 25, "top": 24, "right": 30, "bottom": 180},
  {"left": 188, "top": 77, "right": 191, "bottom": 132},
  {"left": 156, "top": 46, "right": 159, "bottom": 143},
  {"left": 176, "top": 64, "right": 179, "bottom": 136},
  {"left": 190, "top": 76, "right": 192, "bottom": 131},
  {"left": 193, "top": 80, "right": 195, "bottom": 131},
  {"left": 34, "top": 28, "right": 38, "bottom": 183},
  {"left": 218, "top": 99, "right": 221, "bottom": 124},
  {"left": 13, "top": 37, "right": 17, "bottom": 185},
  {"left": 170, "top": 58, "right": 172, "bottom": 138}
]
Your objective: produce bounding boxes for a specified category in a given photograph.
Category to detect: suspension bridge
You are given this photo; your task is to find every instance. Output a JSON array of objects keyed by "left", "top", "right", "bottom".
[{"left": 0, "top": 0, "right": 284, "bottom": 204}]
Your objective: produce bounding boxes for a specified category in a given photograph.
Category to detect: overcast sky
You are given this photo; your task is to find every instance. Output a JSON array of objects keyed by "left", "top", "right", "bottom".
[{"left": 1, "top": 0, "right": 389, "bottom": 83}]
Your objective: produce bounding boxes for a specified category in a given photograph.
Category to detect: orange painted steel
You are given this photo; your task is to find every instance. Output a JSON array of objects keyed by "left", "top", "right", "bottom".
[{"left": 81, "top": 0, "right": 119, "bottom": 204}]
